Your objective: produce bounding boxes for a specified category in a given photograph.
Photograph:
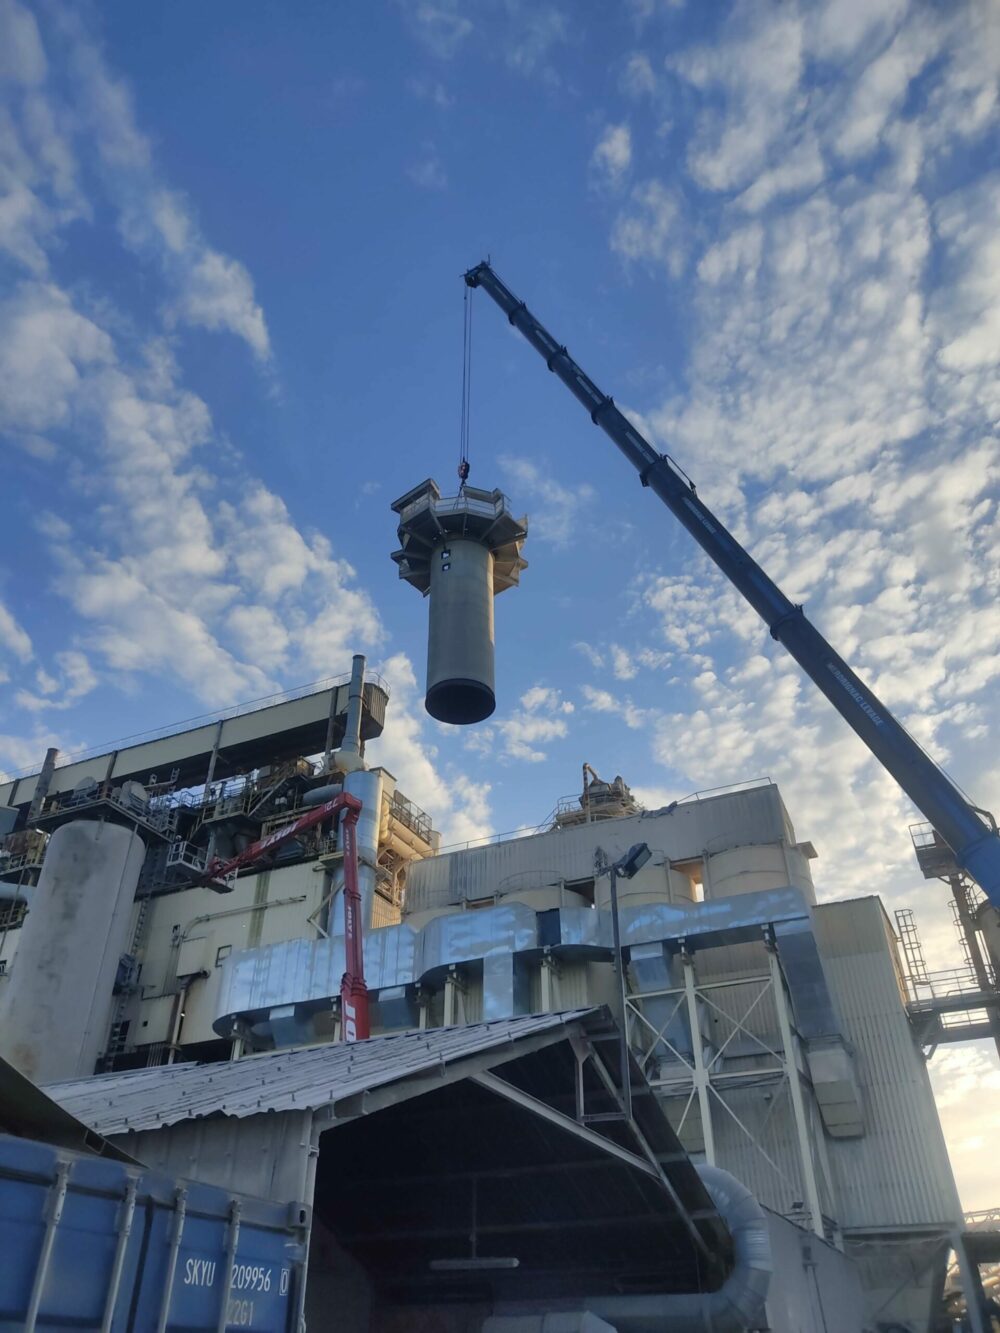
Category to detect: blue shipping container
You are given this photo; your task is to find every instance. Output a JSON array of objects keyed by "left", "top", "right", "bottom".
[{"left": 0, "top": 1133, "right": 308, "bottom": 1332}]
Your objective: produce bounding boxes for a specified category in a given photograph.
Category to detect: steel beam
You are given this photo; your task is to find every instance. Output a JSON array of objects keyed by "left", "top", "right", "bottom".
[
  {"left": 471, "top": 1071, "right": 660, "bottom": 1181},
  {"left": 768, "top": 940, "right": 825, "bottom": 1238}
]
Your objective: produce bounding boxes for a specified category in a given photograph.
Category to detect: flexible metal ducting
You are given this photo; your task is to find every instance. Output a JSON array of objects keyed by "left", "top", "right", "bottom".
[{"left": 584, "top": 1165, "right": 771, "bottom": 1332}]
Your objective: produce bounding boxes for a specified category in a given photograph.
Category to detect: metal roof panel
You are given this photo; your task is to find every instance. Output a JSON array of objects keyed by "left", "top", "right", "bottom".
[{"left": 43, "top": 1010, "right": 598, "bottom": 1137}]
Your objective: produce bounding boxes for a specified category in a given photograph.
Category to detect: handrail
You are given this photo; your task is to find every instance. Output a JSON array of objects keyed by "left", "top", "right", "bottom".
[{"left": 0, "top": 671, "right": 389, "bottom": 781}]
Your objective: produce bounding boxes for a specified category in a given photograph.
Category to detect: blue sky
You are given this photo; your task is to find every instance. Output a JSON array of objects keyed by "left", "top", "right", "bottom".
[{"left": 2, "top": 0, "right": 999, "bottom": 1202}]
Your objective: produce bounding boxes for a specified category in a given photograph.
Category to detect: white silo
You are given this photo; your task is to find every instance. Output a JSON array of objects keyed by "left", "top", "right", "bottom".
[{"left": 0, "top": 819, "right": 146, "bottom": 1083}]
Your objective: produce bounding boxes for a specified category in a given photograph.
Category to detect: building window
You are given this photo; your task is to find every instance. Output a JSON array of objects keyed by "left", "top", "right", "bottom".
[{"left": 215, "top": 945, "right": 232, "bottom": 967}]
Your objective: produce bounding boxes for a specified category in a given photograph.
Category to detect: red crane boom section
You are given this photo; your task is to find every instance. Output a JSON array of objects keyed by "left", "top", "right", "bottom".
[{"left": 197, "top": 790, "right": 370, "bottom": 1041}]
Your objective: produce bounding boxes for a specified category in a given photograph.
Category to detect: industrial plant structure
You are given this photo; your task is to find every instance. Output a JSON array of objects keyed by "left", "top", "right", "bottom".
[{"left": 1, "top": 657, "right": 998, "bottom": 1330}]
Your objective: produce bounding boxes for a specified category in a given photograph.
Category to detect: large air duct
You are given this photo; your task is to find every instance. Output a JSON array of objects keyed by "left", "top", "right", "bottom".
[
  {"left": 343, "top": 767, "right": 383, "bottom": 930},
  {"left": 391, "top": 479, "right": 527, "bottom": 725},
  {"left": 521, "top": 1167, "right": 770, "bottom": 1333}
]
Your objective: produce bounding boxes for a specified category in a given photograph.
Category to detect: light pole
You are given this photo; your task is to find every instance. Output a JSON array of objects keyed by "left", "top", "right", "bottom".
[{"left": 597, "top": 841, "right": 651, "bottom": 1123}]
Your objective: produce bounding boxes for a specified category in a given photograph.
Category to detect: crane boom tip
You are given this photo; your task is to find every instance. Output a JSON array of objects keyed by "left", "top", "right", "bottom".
[{"left": 464, "top": 261, "right": 489, "bottom": 287}]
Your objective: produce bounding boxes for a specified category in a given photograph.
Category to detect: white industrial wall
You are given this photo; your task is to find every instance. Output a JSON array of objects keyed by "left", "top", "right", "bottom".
[
  {"left": 405, "top": 784, "right": 812, "bottom": 915},
  {"left": 764, "top": 1210, "right": 865, "bottom": 1333},
  {"left": 656, "top": 897, "right": 962, "bottom": 1237},
  {"left": 814, "top": 897, "right": 962, "bottom": 1231},
  {"left": 134, "top": 860, "right": 326, "bottom": 1048}
]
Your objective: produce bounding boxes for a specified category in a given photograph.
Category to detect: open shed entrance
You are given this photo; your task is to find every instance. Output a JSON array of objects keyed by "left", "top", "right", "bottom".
[{"left": 307, "top": 1013, "right": 731, "bottom": 1330}]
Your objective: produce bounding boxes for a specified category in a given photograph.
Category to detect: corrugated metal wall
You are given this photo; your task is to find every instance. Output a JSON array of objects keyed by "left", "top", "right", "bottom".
[
  {"left": 643, "top": 901, "right": 960, "bottom": 1235},
  {"left": 112, "top": 1108, "right": 316, "bottom": 1205},
  {"left": 814, "top": 898, "right": 962, "bottom": 1230},
  {"left": 406, "top": 786, "right": 793, "bottom": 913}
]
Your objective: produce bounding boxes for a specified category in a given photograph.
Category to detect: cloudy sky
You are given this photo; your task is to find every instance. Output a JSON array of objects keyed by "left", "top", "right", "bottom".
[{"left": 1, "top": 0, "right": 998, "bottom": 1205}]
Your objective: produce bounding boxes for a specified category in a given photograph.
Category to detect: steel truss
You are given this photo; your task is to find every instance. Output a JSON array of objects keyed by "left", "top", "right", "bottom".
[{"left": 625, "top": 932, "right": 835, "bottom": 1240}]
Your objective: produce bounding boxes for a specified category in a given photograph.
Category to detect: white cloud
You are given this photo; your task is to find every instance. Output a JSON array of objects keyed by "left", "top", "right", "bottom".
[
  {"left": 929, "top": 1044, "right": 1000, "bottom": 1211},
  {"left": 0, "top": 283, "right": 114, "bottom": 431},
  {"left": 365, "top": 652, "right": 495, "bottom": 846},
  {"left": 15, "top": 649, "right": 96, "bottom": 711},
  {"left": 169, "top": 248, "right": 270, "bottom": 360},
  {"left": 503, "top": 4, "right": 568, "bottom": 81},
  {"left": 521, "top": 684, "right": 574, "bottom": 716},
  {"left": 0, "top": 273, "right": 378, "bottom": 710},
  {"left": 498, "top": 454, "right": 593, "bottom": 547},
  {"left": 0, "top": 0, "right": 47, "bottom": 84},
  {"left": 932, "top": 177, "right": 1000, "bottom": 375},
  {"left": 0, "top": 725, "right": 67, "bottom": 783},
  {"left": 591, "top": 124, "right": 632, "bottom": 188},
  {"left": 736, "top": 137, "right": 824, "bottom": 213},
  {"left": 468, "top": 682, "right": 575, "bottom": 764},
  {"left": 0, "top": 4, "right": 382, "bottom": 737},
  {"left": 594, "top": 7, "right": 1000, "bottom": 1041},
  {"left": 669, "top": 4, "right": 805, "bottom": 193},
  {"left": 404, "top": 2, "right": 474, "bottom": 59},
  {"left": 832, "top": 13, "right": 938, "bottom": 161},
  {"left": 581, "top": 683, "right": 648, "bottom": 731},
  {"left": 621, "top": 53, "right": 656, "bottom": 97},
  {"left": 406, "top": 142, "right": 448, "bottom": 190},
  {"left": 611, "top": 180, "right": 685, "bottom": 276},
  {"left": 0, "top": 597, "right": 32, "bottom": 663},
  {"left": 406, "top": 76, "right": 453, "bottom": 107},
  {"left": 611, "top": 645, "right": 637, "bottom": 680},
  {"left": 574, "top": 641, "right": 604, "bottom": 669},
  {"left": 805, "top": 0, "right": 908, "bottom": 62},
  {"left": 53, "top": 11, "right": 270, "bottom": 359},
  {"left": 0, "top": 3, "right": 271, "bottom": 362}
]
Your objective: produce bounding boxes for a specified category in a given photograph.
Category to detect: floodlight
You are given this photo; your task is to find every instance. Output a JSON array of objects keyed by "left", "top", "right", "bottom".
[{"left": 618, "top": 842, "right": 651, "bottom": 879}]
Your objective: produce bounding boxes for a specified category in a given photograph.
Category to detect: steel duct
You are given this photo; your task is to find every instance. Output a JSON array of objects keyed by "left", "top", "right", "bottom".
[{"left": 584, "top": 1165, "right": 771, "bottom": 1332}]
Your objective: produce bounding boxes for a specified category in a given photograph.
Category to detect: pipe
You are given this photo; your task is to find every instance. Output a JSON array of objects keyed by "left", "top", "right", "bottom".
[
  {"left": 302, "top": 784, "right": 343, "bottom": 807},
  {"left": 28, "top": 747, "right": 58, "bottom": 822},
  {"left": 584, "top": 1165, "right": 771, "bottom": 1331},
  {"left": 331, "top": 654, "right": 366, "bottom": 774},
  {"left": 343, "top": 768, "right": 383, "bottom": 930}
]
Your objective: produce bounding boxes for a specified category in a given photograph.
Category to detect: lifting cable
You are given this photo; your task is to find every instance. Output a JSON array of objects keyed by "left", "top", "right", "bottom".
[{"left": 458, "top": 284, "right": 473, "bottom": 489}]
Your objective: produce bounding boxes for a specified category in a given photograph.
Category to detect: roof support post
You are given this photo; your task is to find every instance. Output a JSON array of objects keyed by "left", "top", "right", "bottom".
[{"left": 953, "top": 1231, "right": 988, "bottom": 1333}]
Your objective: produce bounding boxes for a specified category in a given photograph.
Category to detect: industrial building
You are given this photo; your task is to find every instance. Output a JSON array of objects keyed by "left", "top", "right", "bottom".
[{"left": 1, "top": 643, "right": 998, "bottom": 1330}]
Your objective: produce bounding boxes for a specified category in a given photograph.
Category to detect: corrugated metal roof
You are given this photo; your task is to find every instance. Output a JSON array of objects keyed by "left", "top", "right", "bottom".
[{"left": 43, "top": 1010, "right": 598, "bottom": 1137}]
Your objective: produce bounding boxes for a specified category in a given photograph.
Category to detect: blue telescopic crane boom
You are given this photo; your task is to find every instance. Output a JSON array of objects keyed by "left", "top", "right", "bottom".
[{"left": 464, "top": 260, "right": 1000, "bottom": 906}]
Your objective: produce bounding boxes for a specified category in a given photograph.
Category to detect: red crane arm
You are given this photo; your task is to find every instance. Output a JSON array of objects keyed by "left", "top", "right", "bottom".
[
  {"left": 199, "top": 792, "right": 362, "bottom": 886},
  {"left": 197, "top": 790, "right": 370, "bottom": 1042}
]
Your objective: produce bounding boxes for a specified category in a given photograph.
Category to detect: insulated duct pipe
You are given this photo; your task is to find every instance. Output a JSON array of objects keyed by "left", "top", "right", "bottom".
[
  {"left": 27, "top": 748, "right": 58, "bottom": 823},
  {"left": 342, "top": 767, "right": 383, "bottom": 930},
  {"left": 302, "top": 784, "right": 343, "bottom": 807},
  {"left": 330, "top": 654, "right": 366, "bottom": 775},
  {"left": 582, "top": 1166, "right": 771, "bottom": 1332}
]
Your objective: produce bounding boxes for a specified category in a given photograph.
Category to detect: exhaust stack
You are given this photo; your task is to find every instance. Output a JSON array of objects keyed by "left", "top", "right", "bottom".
[{"left": 391, "top": 479, "right": 527, "bottom": 724}]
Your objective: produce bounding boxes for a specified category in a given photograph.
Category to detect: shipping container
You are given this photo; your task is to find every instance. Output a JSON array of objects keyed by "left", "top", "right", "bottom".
[{"left": 0, "top": 1131, "right": 308, "bottom": 1332}]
